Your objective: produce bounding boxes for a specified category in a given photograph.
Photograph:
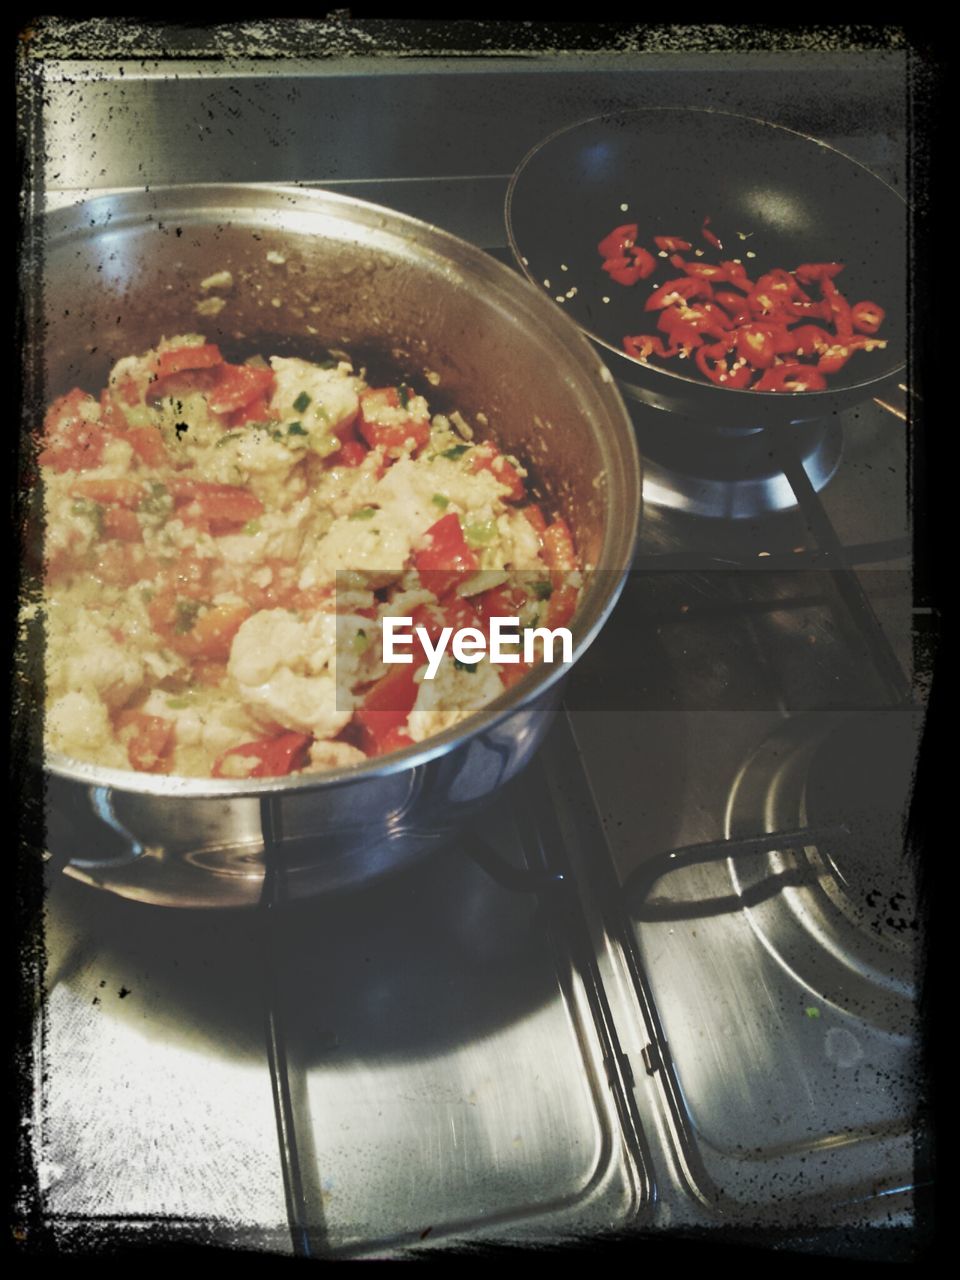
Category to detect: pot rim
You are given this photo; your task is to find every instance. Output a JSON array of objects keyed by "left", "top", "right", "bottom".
[{"left": 38, "top": 182, "right": 642, "bottom": 798}]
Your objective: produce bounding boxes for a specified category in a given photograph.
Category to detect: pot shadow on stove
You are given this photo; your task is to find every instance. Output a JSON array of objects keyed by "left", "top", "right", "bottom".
[{"left": 44, "top": 792, "right": 566, "bottom": 1068}]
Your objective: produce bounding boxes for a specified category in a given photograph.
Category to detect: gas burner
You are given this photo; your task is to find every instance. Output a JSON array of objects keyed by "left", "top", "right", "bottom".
[
  {"left": 725, "top": 709, "right": 919, "bottom": 1032},
  {"left": 626, "top": 397, "right": 842, "bottom": 519}
]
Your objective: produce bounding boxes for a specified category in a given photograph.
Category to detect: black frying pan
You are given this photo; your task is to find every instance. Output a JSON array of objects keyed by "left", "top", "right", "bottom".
[{"left": 506, "top": 108, "right": 907, "bottom": 428}]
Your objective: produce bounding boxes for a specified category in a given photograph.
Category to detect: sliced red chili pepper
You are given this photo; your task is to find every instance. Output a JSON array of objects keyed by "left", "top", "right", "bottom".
[
  {"left": 718, "top": 261, "right": 754, "bottom": 292},
  {"left": 753, "top": 364, "right": 829, "bottom": 392},
  {"left": 735, "top": 325, "right": 780, "bottom": 370},
  {"left": 597, "top": 223, "right": 639, "bottom": 260},
  {"left": 787, "top": 325, "right": 834, "bottom": 357},
  {"left": 623, "top": 334, "right": 672, "bottom": 361},
  {"left": 212, "top": 731, "right": 313, "bottom": 779},
  {"left": 654, "top": 236, "right": 692, "bottom": 253},
  {"left": 655, "top": 314, "right": 703, "bottom": 354},
  {"left": 795, "top": 262, "right": 845, "bottom": 285},
  {"left": 675, "top": 260, "right": 729, "bottom": 281},
  {"left": 701, "top": 217, "right": 723, "bottom": 251},
  {"left": 820, "top": 277, "right": 854, "bottom": 340},
  {"left": 851, "top": 301, "right": 886, "bottom": 335},
  {"left": 602, "top": 257, "right": 650, "bottom": 287},
  {"left": 695, "top": 346, "right": 753, "bottom": 388},
  {"left": 644, "top": 277, "right": 712, "bottom": 311}
]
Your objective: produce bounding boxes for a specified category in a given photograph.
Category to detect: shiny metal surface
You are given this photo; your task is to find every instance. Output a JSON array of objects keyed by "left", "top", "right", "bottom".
[
  {"left": 38, "top": 185, "right": 641, "bottom": 904},
  {"left": 40, "top": 773, "right": 651, "bottom": 1254}
]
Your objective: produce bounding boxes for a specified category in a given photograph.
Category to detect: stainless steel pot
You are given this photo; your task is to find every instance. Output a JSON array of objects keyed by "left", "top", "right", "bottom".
[{"left": 36, "top": 186, "right": 641, "bottom": 907}]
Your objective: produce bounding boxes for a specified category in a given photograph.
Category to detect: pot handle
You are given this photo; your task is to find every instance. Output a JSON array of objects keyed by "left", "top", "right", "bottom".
[{"left": 48, "top": 786, "right": 153, "bottom": 873}]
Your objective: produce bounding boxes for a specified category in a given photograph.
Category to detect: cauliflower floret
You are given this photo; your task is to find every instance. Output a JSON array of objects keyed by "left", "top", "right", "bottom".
[
  {"left": 303, "top": 740, "right": 367, "bottom": 771},
  {"left": 46, "top": 690, "right": 127, "bottom": 767},
  {"left": 269, "top": 356, "right": 362, "bottom": 453},
  {"left": 47, "top": 612, "right": 145, "bottom": 709},
  {"left": 227, "top": 608, "right": 369, "bottom": 738},
  {"left": 405, "top": 657, "right": 503, "bottom": 744}
]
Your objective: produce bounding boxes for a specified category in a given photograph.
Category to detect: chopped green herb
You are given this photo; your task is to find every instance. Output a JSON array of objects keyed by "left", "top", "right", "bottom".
[
  {"left": 454, "top": 657, "right": 480, "bottom": 673},
  {"left": 349, "top": 506, "right": 378, "bottom": 521},
  {"left": 71, "top": 498, "right": 104, "bottom": 535},
  {"left": 441, "top": 444, "right": 470, "bottom": 461},
  {"left": 804, "top": 1006, "right": 821, "bottom": 1019},
  {"left": 286, "top": 421, "right": 308, "bottom": 437},
  {"left": 215, "top": 431, "right": 242, "bottom": 448},
  {"left": 464, "top": 520, "right": 496, "bottom": 548},
  {"left": 431, "top": 493, "right": 450, "bottom": 510},
  {"left": 293, "top": 391, "right": 311, "bottom": 413},
  {"left": 173, "top": 599, "right": 201, "bottom": 634},
  {"left": 165, "top": 697, "right": 191, "bottom": 710},
  {"left": 533, "top": 580, "right": 553, "bottom": 601},
  {"left": 242, "top": 519, "right": 262, "bottom": 535},
  {"left": 138, "top": 482, "right": 172, "bottom": 520},
  {"left": 398, "top": 384, "right": 413, "bottom": 408},
  {"left": 351, "top": 628, "right": 370, "bottom": 654}
]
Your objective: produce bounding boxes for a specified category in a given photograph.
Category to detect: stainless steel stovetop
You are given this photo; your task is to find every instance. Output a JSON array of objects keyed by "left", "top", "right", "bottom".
[{"left": 25, "top": 42, "right": 927, "bottom": 1261}]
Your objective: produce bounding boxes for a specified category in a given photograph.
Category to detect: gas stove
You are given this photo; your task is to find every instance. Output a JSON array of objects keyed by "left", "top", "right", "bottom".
[{"left": 24, "top": 40, "right": 928, "bottom": 1261}]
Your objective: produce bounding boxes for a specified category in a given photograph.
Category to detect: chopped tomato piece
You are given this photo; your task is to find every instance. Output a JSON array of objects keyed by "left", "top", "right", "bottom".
[
  {"left": 102, "top": 506, "right": 143, "bottom": 542},
  {"left": 335, "top": 440, "right": 367, "bottom": 468},
  {"left": 521, "top": 504, "right": 548, "bottom": 538},
  {"left": 154, "top": 343, "right": 223, "bottom": 379},
  {"left": 414, "top": 513, "right": 480, "bottom": 598},
  {"left": 212, "top": 731, "right": 313, "bottom": 779},
  {"left": 116, "top": 712, "right": 175, "bottom": 774},
  {"left": 654, "top": 236, "right": 692, "bottom": 253},
  {"left": 546, "top": 583, "right": 579, "bottom": 630},
  {"left": 148, "top": 594, "right": 251, "bottom": 660},
  {"left": 127, "top": 425, "right": 169, "bottom": 466},
  {"left": 207, "top": 363, "right": 276, "bottom": 415},
  {"left": 472, "top": 585, "right": 528, "bottom": 633},
  {"left": 469, "top": 445, "right": 525, "bottom": 502},
  {"left": 227, "top": 395, "right": 276, "bottom": 427},
  {"left": 71, "top": 477, "right": 143, "bottom": 508},
  {"left": 170, "top": 480, "right": 264, "bottom": 534},
  {"left": 541, "top": 518, "right": 577, "bottom": 571},
  {"left": 354, "top": 658, "right": 425, "bottom": 754},
  {"left": 358, "top": 386, "right": 430, "bottom": 452},
  {"left": 38, "top": 390, "right": 108, "bottom": 472}
]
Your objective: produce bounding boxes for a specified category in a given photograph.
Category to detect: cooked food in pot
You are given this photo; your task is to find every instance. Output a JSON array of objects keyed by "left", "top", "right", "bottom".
[{"left": 38, "top": 336, "right": 581, "bottom": 779}]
